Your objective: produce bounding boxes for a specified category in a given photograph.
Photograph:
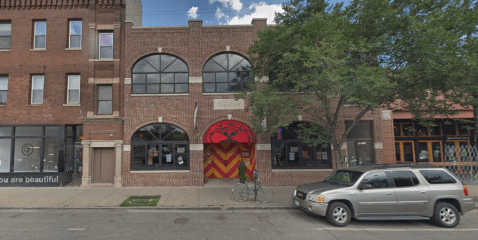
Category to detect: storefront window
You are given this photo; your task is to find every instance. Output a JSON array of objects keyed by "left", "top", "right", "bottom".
[
  {"left": 271, "top": 122, "right": 331, "bottom": 169},
  {"left": 131, "top": 123, "right": 189, "bottom": 170},
  {"left": 0, "top": 139, "right": 11, "bottom": 172},
  {"left": 0, "top": 125, "right": 65, "bottom": 173},
  {"left": 346, "top": 121, "right": 374, "bottom": 165},
  {"left": 14, "top": 138, "right": 42, "bottom": 172}
]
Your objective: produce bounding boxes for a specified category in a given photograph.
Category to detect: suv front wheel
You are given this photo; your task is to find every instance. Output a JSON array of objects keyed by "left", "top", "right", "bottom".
[
  {"left": 432, "top": 202, "right": 460, "bottom": 228},
  {"left": 326, "top": 202, "right": 352, "bottom": 227}
]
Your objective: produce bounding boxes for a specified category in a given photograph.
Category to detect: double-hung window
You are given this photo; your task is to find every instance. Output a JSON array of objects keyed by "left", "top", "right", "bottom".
[
  {"left": 0, "top": 22, "right": 11, "bottom": 50},
  {"left": 99, "top": 33, "right": 113, "bottom": 59},
  {"left": 97, "top": 85, "right": 112, "bottom": 115},
  {"left": 34, "top": 21, "right": 47, "bottom": 49},
  {"left": 31, "top": 75, "right": 44, "bottom": 104},
  {"left": 0, "top": 76, "right": 8, "bottom": 104},
  {"left": 69, "top": 20, "right": 82, "bottom": 48},
  {"left": 67, "top": 75, "right": 80, "bottom": 104}
]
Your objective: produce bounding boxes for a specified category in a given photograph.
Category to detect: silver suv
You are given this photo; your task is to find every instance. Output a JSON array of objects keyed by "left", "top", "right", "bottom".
[{"left": 292, "top": 164, "right": 475, "bottom": 227}]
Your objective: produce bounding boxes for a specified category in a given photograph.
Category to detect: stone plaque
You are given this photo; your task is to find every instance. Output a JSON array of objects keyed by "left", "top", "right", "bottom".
[
  {"left": 382, "top": 110, "right": 391, "bottom": 121},
  {"left": 214, "top": 99, "right": 244, "bottom": 110}
]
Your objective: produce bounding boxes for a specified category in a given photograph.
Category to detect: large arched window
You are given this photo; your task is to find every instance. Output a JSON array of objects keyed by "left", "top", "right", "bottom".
[
  {"left": 131, "top": 123, "right": 189, "bottom": 170},
  {"left": 271, "top": 122, "right": 331, "bottom": 169},
  {"left": 203, "top": 53, "right": 253, "bottom": 93},
  {"left": 132, "top": 54, "right": 188, "bottom": 94}
]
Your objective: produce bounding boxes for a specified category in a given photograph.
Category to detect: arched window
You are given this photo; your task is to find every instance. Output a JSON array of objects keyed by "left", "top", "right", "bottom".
[
  {"left": 271, "top": 122, "right": 331, "bottom": 169},
  {"left": 131, "top": 123, "right": 189, "bottom": 170},
  {"left": 203, "top": 53, "right": 253, "bottom": 93},
  {"left": 132, "top": 54, "right": 188, "bottom": 94}
]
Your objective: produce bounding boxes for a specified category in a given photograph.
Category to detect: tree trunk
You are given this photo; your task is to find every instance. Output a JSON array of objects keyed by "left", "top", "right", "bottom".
[{"left": 474, "top": 96, "right": 478, "bottom": 148}]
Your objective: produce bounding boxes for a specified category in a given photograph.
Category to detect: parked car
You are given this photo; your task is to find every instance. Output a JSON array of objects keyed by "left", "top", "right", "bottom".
[{"left": 292, "top": 164, "right": 475, "bottom": 227}]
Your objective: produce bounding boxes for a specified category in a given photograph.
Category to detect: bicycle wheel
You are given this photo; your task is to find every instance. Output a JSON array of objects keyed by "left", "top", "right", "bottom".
[
  {"left": 257, "top": 185, "right": 273, "bottom": 202},
  {"left": 232, "top": 184, "right": 248, "bottom": 202}
]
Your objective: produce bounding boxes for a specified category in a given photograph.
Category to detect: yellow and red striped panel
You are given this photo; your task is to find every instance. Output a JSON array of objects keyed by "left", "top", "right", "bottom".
[{"left": 203, "top": 143, "right": 256, "bottom": 179}]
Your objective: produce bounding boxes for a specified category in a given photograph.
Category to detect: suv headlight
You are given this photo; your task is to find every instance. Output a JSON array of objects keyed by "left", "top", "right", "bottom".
[
  {"left": 308, "top": 194, "right": 324, "bottom": 202},
  {"left": 294, "top": 190, "right": 297, "bottom": 196}
]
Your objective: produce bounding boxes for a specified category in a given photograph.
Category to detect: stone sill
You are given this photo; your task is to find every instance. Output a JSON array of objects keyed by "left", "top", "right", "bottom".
[
  {"left": 130, "top": 170, "right": 190, "bottom": 174},
  {"left": 65, "top": 48, "right": 82, "bottom": 51},
  {"left": 63, "top": 103, "right": 80, "bottom": 107},
  {"left": 0, "top": 49, "right": 11, "bottom": 52},
  {"left": 272, "top": 169, "right": 333, "bottom": 172},
  {"left": 30, "top": 48, "right": 46, "bottom": 51},
  {"left": 131, "top": 93, "right": 189, "bottom": 97}
]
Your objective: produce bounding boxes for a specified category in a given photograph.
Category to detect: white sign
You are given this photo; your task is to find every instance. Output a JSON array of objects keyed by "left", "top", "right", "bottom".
[
  {"left": 214, "top": 99, "right": 244, "bottom": 110},
  {"left": 166, "top": 154, "right": 172, "bottom": 162}
]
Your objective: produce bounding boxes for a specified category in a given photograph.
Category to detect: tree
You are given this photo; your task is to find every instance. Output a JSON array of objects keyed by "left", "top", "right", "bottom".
[{"left": 239, "top": 0, "right": 478, "bottom": 169}]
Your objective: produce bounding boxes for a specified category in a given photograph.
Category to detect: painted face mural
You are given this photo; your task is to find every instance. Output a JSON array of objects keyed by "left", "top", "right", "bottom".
[{"left": 204, "top": 120, "right": 256, "bottom": 143}]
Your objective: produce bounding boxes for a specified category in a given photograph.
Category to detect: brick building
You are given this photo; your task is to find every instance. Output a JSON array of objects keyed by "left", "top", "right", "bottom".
[
  {"left": 121, "top": 18, "right": 396, "bottom": 187},
  {"left": 0, "top": 0, "right": 142, "bottom": 187}
]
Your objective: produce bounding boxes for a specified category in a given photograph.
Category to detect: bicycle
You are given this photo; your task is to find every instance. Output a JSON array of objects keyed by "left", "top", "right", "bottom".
[{"left": 232, "top": 178, "right": 273, "bottom": 202}]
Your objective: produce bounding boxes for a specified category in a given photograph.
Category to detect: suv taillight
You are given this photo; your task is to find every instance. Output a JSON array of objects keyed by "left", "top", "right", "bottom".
[{"left": 463, "top": 185, "right": 469, "bottom": 197}]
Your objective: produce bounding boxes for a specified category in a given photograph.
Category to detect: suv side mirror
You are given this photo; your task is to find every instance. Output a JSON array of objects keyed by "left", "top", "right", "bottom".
[{"left": 358, "top": 182, "right": 373, "bottom": 190}]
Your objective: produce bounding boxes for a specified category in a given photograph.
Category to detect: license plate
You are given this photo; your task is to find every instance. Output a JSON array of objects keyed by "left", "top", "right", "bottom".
[{"left": 294, "top": 200, "right": 300, "bottom": 207}]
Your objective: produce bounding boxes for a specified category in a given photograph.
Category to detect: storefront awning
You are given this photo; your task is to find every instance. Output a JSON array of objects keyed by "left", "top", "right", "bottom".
[{"left": 204, "top": 120, "right": 256, "bottom": 143}]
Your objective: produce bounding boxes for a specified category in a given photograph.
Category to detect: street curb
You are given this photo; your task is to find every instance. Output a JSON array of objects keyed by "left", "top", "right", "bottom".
[{"left": 0, "top": 206, "right": 297, "bottom": 211}]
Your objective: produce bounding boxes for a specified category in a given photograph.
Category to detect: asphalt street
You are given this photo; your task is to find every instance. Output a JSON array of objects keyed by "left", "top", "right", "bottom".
[{"left": 0, "top": 208, "right": 477, "bottom": 240}]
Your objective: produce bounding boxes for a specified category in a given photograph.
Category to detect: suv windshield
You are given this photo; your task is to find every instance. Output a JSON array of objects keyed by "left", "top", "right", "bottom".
[{"left": 324, "top": 170, "right": 363, "bottom": 186}]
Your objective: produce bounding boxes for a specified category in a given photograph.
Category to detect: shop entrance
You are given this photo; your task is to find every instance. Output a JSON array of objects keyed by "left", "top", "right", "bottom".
[
  {"left": 203, "top": 120, "right": 256, "bottom": 179},
  {"left": 92, "top": 148, "right": 115, "bottom": 183}
]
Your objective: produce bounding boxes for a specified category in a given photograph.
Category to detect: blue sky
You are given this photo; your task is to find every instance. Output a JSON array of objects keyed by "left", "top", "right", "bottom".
[{"left": 141, "top": 0, "right": 349, "bottom": 26}]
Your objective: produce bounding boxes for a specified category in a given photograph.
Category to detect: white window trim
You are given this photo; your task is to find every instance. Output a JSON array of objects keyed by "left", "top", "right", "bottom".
[
  {"left": 31, "top": 75, "right": 44, "bottom": 105},
  {"left": 67, "top": 75, "right": 80, "bottom": 104},
  {"left": 0, "top": 75, "right": 8, "bottom": 105},
  {"left": 34, "top": 21, "right": 46, "bottom": 49},
  {"left": 98, "top": 32, "right": 113, "bottom": 59},
  {"left": 0, "top": 22, "right": 11, "bottom": 50},
  {"left": 69, "top": 20, "right": 82, "bottom": 49}
]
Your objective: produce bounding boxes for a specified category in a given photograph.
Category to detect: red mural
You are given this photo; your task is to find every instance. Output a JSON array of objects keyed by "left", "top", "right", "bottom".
[{"left": 204, "top": 120, "right": 256, "bottom": 143}]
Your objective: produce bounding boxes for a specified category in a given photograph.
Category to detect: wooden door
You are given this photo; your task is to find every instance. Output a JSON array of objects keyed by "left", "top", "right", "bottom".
[{"left": 92, "top": 148, "right": 115, "bottom": 183}]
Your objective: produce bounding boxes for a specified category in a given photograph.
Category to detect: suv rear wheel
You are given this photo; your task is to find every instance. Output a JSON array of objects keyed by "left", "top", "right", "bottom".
[
  {"left": 432, "top": 202, "right": 460, "bottom": 228},
  {"left": 326, "top": 202, "right": 352, "bottom": 227}
]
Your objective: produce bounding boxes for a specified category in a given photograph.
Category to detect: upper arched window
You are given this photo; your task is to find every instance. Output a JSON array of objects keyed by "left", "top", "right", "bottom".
[
  {"left": 132, "top": 54, "right": 188, "bottom": 94},
  {"left": 203, "top": 53, "right": 253, "bottom": 93}
]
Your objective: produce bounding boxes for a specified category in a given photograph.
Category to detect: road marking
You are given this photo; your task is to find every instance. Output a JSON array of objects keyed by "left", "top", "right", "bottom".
[
  {"left": 66, "top": 228, "right": 85, "bottom": 231},
  {"left": 320, "top": 228, "right": 478, "bottom": 231}
]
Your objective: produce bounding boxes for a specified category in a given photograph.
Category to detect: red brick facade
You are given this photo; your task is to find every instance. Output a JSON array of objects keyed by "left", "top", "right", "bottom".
[{"left": 122, "top": 19, "right": 395, "bottom": 187}]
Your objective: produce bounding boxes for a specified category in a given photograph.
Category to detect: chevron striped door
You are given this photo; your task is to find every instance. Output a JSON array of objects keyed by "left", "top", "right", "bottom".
[{"left": 204, "top": 143, "right": 256, "bottom": 179}]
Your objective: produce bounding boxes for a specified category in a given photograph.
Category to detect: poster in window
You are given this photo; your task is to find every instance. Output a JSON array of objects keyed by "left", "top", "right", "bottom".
[
  {"left": 148, "top": 149, "right": 154, "bottom": 165},
  {"left": 322, "top": 152, "right": 328, "bottom": 160},
  {"left": 289, "top": 152, "right": 295, "bottom": 161},
  {"left": 177, "top": 147, "right": 185, "bottom": 153},
  {"left": 317, "top": 152, "right": 322, "bottom": 160},
  {"left": 433, "top": 150, "right": 440, "bottom": 158},
  {"left": 154, "top": 150, "right": 159, "bottom": 157},
  {"left": 290, "top": 147, "right": 298, "bottom": 152},
  {"left": 419, "top": 150, "right": 428, "bottom": 160},
  {"left": 178, "top": 156, "right": 184, "bottom": 165},
  {"left": 166, "top": 154, "right": 172, "bottom": 163}
]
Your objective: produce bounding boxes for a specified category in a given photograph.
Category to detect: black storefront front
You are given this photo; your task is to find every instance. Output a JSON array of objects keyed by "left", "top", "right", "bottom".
[{"left": 0, "top": 125, "right": 82, "bottom": 187}]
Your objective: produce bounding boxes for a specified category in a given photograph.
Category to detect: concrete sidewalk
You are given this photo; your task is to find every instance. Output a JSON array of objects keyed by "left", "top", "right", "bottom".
[{"left": 0, "top": 180, "right": 477, "bottom": 209}]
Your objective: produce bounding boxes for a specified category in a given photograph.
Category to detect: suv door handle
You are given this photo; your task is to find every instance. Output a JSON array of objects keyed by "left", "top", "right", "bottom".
[
  {"left": 385, "top": 192, "right": 392, "bottom": 195},
  {"left": 420, "top": 191, "right": 426, "bottom": 194}
]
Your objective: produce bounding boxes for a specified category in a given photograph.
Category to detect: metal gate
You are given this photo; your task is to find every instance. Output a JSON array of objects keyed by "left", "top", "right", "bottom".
[
  {"left": 444, "top": 145, "right": 478, "bottom": 184},
  {"left": 63, "top": 143, "right": 83, "bottom": 187}
]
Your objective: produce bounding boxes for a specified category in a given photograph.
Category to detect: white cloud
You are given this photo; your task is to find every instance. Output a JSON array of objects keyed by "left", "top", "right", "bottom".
[
  {"left": 227, "top": 2, "right": 284, "bottom": 25},
  {"left": 187, "top": 6, "right": 199, "bottom": 19},
  {"left": 209, "top": 0, "right": 243, "bottom": 12},
  {"left": 215, "top": 7, "right": 225, "bottom": 20}
]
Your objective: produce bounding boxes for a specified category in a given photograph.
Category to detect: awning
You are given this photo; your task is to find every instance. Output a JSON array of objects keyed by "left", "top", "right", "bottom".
[{"left": 204, "top": 120, "right": 256, "bottom": 143}]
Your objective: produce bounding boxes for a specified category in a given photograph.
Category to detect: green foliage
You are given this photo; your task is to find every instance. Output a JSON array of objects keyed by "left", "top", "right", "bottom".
[
  {"left": 120, "top": 195, "right": 161, "bottom": 207},
  {"left": 240, "top": 0, "right": 478, "bottom": 167},
  {"left": 238, "top": 161, "right": 247, "bottom": 180}
]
